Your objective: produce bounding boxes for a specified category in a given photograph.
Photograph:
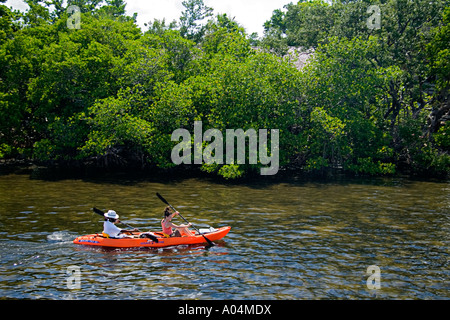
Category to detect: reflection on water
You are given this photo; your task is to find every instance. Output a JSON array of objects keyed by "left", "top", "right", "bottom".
[{"left": 0, "top": 169, "right": 448, "bottom": 299}]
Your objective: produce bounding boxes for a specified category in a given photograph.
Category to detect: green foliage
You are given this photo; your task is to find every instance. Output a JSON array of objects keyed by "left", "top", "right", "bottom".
[
  {"left": 347, "top": 157, "right": 396, "bottom": 175},
  {"left": 427, "top": 6, "right": 450, "bottom": 94},
  {"left": 33, "top": 114, "right": 87, "bottom": 161},
  {"left": 396, "top": 114, "right": 450, "bottom": 176},
  {"left": 0, "top": 143, "right": 13, "bottom": 158},
  {"left": 218, "top": 164, "right": 245, "bottom": 180},
  {"left": 81, "top": 86, "right": 154, "bottom": 159},
  {"left": 261, "top": 0, "right": 449, "bottom": 177},
  {"left": 140, "top": 30, "right": 198, "bottom": 83},
  {"left": 202, "top": 14, "right": 251, "bottom": 59},
  {"left": 0, "top": 0, "right": 448, "bottom": 179},
  {"left": 147, "top": 29, "right": 303, "bottom": 176},
  {"left": 0, "top": 1, "right": 17, "bottom": 43},
  {"left": 435, "top": 125, "right": 450, "bottom": 151},
  {"left": 179, "top": 0, "right": 213, "bottom": 43},
  {"left": 298, "top": 36, "right": 400, "bottom": 174}
]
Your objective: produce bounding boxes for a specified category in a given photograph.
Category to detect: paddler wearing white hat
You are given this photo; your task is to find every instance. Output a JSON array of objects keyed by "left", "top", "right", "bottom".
[{"left": 103, "top": 210, "right": 138, "bottom": 238}]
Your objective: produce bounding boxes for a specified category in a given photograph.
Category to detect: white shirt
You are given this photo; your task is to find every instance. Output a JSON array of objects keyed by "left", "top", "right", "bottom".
[{"left": 103, "top": 220, "right": 124, "bottom": 238}]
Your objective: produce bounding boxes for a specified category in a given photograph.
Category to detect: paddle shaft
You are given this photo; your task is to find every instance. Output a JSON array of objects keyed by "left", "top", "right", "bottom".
[
  {"left": 156, "top": 193, "right": 215, "bottom": 246},
  {"left": 92, "top": 207, "right": 141, "bottom": 232}
]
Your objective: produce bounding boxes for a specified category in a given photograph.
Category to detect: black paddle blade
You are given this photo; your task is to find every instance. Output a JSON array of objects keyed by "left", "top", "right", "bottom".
[
  {"left": 140, "top": 233, "right": 159, "bottom": 243},
  {"left": 156, "top": 193, "right": 169, "bottom": 206},
  {"left": 203, "top": 235, "right": 215, "bottom": 246},
  {"left": 93, "top": 207, "right": 105, "bottom": 217}
]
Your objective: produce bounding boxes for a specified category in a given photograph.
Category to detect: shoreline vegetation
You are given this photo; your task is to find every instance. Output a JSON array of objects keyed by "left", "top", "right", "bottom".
[
  {"left": 1, "top": 159, "right": 448, "bottom": 184},
  {"left": 0, "top": 0, "right": 449, "bottom": 180}
]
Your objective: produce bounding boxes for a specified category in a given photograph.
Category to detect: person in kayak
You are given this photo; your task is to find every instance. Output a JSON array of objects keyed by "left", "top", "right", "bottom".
[
  {"left": 161, "top": 207, "right": 194, "bottom": 237},
  {"left": 103, "top": 210, "right": 138, "bottom": 238}
]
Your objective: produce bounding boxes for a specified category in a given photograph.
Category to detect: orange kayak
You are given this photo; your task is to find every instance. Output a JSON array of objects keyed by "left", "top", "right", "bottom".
[{"left": 73, "top": 226, "right": 231, "bottom": 248}]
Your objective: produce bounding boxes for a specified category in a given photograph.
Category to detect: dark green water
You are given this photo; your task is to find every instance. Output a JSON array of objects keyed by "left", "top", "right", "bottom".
[{"left": 0, "top": 169, "right": 448, "bottom": 299}]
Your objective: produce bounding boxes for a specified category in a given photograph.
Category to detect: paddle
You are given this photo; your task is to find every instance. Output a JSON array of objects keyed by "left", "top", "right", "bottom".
[
  {"left": 92, "top": 207, "right": 140, "bottom": 231},
  {"left": 156, "top": 193, "right": 215, "bottom": 246}
]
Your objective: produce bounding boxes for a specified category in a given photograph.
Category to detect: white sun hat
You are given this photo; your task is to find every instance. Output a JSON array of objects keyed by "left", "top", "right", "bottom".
[{"left": 104, "top": 210, "right": 119, "bottom": 220}]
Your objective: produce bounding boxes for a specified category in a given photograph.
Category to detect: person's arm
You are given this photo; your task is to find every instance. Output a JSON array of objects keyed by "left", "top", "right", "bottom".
[
  {"left": 120, "top": 228, "right": 138, "bottom": 234},
  {"left": 166, "top": 221, "right": 177, "bottom": 229},
  {"left": 116, "top": 220, "right": 138, "bottom": 233},
  {"left": 169, "top": 221, "right": 192, "bottom": 229},
  {"left": 170, "top": 212, "right": 192, "bottom": 228}
]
